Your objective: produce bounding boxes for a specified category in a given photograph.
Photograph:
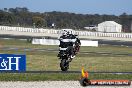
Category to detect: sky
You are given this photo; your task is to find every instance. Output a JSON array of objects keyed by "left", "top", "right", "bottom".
[{"left": 0, "top": 0, "right": 132, "bottom": 15}]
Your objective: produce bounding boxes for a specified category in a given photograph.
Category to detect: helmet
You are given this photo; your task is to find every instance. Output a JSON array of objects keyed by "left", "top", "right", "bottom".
[
  {"left": 62, "top": 30, "right": 67, "bottom": 35},
  {"left": 66, "top": 31, "right": 70, "bottom": 35},
  {"left": 61, "top": 29, "right": 73, "bottom": 35},
  {"left": 67, "top": 31, "right": 73, "bottom": 35}
]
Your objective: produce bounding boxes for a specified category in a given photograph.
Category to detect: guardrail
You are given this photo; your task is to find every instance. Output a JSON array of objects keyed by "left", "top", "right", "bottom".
[{"left": 0, "top": 26, "right": 132, "bottom": 39}]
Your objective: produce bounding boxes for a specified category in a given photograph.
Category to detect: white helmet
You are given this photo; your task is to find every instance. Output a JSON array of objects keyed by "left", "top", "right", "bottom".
[
  {"left": 61, "top": 29, "right": 74, "bottom": 35},
  {"left": 62, "top": 30, "right": 67, "bottom": 35},
  {"left": 68, "top": 31, "right": 72, "bottom": 34}
]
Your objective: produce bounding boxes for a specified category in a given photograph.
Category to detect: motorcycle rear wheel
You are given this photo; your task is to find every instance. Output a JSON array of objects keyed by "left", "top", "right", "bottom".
[{"left": 60, "top": 59, "right": 69, "bottom": 71}]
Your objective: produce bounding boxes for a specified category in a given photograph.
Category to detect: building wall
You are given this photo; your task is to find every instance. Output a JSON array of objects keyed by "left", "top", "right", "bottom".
[{"left": 98, "top": 21, "right": 122, "bottom": 33}]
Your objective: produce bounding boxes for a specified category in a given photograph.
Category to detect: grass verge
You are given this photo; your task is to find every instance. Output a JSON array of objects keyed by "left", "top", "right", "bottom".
[{"left": 0, "top": 73, "right": 131, "bottom": 81}]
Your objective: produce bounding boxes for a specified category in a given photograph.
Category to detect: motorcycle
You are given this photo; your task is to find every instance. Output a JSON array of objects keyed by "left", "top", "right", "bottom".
[{"left": 58, "top": 47, "right": 71, "bottom": 71}]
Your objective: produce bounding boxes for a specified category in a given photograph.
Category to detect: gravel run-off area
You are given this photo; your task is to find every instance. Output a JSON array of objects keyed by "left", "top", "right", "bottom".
[{"left": 0, "top": 81, "right": 131, "bottom": 88}]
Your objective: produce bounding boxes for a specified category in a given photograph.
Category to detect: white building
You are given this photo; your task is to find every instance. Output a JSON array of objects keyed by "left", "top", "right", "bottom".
[{"left": 98, "top": 21, "right": 122, "bottom": 33}]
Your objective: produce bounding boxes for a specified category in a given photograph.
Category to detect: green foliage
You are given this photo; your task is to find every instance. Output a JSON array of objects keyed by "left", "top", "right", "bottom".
[
  {"left": 0, "top": 7, "right": 132, "bottom": 31},
  {"left": 32, "top": 16, "right": 45, "bottom": 28}
]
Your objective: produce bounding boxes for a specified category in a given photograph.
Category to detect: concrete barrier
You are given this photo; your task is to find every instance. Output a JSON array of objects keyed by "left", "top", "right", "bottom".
[{"left": 32, "top": 38, "right": 98, "bottom": 47}]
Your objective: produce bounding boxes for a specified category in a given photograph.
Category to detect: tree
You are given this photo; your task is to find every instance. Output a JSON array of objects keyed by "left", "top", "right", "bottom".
[
  {"left": 119, "top": 13, "right": 131, "bottom": 32},
  {"left": 32, "top": 16, "right": 44, "bottom": 28}
]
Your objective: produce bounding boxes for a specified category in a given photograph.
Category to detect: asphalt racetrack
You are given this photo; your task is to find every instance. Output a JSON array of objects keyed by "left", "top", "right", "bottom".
[
  {"left": 0, "top": 34, "right": 132, "bottom": 46},
  {"left": 98, "top": 39, "right": 132, "bottom": 47}
]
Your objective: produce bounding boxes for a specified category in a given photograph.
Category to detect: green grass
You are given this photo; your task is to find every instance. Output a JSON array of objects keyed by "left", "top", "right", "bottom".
[
  {"left": 0, "top": 39, "right": 58, "bottom": 49},
  {"left": 0, "top": 51, "right": 132, "bottom": 72},
  {"left": 0, "top": 38, "right": 132, "bottom": 81},
  {"left": 0, "top": 73, "right": 131, "bottom": 81},
  {"left": 0, "top": 73, "right": 80, "bottom": 81},
  {"left": 0, "top": 50, "right": 132, "bottom": 72}
]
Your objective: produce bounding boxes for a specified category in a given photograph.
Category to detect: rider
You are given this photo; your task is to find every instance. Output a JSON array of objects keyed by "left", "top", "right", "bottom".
[
  {"left": 58, "top": 30, "right": 81, "bottom": 59},
  {"left": 59, "top": 30, "right": 69, "bottom": 50}
]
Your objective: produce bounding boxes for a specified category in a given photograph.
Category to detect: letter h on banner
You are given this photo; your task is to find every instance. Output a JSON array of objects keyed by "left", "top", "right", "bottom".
[{"left": 7, "top": 57, "right": 20, "bottom": 70}]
